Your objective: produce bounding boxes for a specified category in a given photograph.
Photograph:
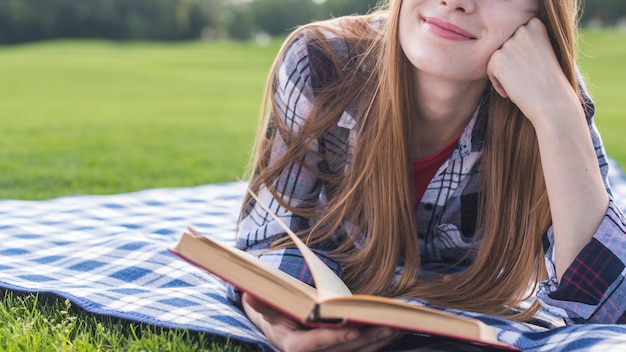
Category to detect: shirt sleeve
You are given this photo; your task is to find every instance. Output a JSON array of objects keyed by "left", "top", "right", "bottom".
[
  {"left": 227, "top": 32, "right": 346, "bottom": 304},
  {"left": 536, "top": 81, "right": 626, "bottom": 324}
]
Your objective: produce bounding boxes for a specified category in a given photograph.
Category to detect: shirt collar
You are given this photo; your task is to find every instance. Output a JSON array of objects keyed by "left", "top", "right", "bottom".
[{"left": 451, "top": 88, "right": 490, "bottom": 160}]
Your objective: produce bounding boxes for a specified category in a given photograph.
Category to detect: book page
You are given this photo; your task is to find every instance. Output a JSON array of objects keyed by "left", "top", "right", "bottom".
[{"left": 248, "top": 190, "right": 352, "bottom": 300}]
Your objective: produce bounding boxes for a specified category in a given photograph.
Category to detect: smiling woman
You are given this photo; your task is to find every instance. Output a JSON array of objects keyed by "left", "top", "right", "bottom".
[{"left": 229, "top": 0, "right": 626, "bottom": 350}]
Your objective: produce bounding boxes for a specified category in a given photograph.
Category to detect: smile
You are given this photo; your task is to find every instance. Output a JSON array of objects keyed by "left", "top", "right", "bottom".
[{"left": 423, "top": 17, "right": 477, "bottom": 41}]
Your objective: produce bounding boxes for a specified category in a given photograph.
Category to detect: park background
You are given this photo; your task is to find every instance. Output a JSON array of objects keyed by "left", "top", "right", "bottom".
[
  {"left": 0, "top": 0, "right": 625, "bottom": 350},
  {"left": 1, "top": 0, "right": 625, "bottom": 200}
]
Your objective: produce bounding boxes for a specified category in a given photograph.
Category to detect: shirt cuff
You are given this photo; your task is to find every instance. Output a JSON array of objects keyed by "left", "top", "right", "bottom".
[{"left": 537, "top": 198, "right": 626, "bottom": 323}]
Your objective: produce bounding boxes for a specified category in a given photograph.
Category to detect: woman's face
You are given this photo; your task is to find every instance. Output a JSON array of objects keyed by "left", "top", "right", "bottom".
[{"left": 398, "top": 0, "right": 540, "bottom": 82}]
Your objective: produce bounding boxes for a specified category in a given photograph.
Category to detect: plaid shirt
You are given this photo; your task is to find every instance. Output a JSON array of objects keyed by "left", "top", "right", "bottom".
[{"left": 235, "top": 18, "right": 626, "bottom": 325}]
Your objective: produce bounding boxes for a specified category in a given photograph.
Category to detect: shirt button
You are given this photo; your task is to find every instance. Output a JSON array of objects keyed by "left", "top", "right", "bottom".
[{"left": 424, "top": 203, "right": 433, "bottom": 211}]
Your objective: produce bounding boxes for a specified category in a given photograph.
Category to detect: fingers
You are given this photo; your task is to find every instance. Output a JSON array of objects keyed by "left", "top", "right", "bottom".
[
  {"left": 487, "top": 17, "right": 568, "bottom": 120},
  {"left": 280, "top": 326, "right": 362, "bottom": 351},
  {"left": 324, "top": 327, "right": 402, "bottom": 352},
  {"left": 242, "top": 293, "right": 402, "bottom": 352},
  {"left": 280, "top": 326, "right": 402, "bottom": 352}
]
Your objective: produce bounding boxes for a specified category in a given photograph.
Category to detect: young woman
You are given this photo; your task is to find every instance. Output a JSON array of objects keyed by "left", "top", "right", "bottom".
[{"left": 232, "top": 0, "right": 626, "bottom": 350}]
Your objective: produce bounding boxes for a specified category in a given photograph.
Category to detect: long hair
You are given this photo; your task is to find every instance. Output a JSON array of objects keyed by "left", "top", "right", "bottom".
[{"left": 242, "top": 0, "right": 582, "bottom": 319}]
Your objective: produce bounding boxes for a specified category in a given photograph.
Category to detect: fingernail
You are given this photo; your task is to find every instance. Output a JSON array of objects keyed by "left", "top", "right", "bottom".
[{"left": 346, "top": 331, "right": 360, "bottom": 341}]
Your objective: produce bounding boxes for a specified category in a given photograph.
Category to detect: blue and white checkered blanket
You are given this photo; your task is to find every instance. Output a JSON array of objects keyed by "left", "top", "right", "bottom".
[{"left": 2, "top": 160, "right": 626, "bottom": 351}]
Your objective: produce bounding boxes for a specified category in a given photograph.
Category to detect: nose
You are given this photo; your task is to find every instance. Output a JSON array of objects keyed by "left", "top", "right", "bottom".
[{"left": 440, "top": 0, "right": 475, "bottom": 13}]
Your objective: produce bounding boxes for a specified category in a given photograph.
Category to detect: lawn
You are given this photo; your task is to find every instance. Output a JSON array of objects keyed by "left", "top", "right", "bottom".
[
  {"left": 0, "top": 29, "right": 625, "bottom": 350},
  {"left": 578, "top": 29, "right": 626, "bottom": 166},
  {"left": 0, "top": 39, "right": 279, "bottom": 200}
]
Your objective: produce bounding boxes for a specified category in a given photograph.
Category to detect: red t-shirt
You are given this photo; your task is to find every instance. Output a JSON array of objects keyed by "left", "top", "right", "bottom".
[{"left": 412, "top": 136, "right": 460, "bottom": 204}]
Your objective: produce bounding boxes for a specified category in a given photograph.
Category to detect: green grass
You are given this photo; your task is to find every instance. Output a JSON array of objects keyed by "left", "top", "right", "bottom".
[
  {"left": 0, "top": 39, "right": 281, "bottom": 199},
  {"left": 578, "top": 29, "right": 626, "bottom": 167},
  {"left": 0, "top": 30, "right": 625, "bottom": 350},
  {"left": 0, "top": 290, "right": 248, "bottom": 351}
]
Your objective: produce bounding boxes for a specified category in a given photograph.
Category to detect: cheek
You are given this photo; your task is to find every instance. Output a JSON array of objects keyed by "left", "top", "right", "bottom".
[
  {"left": 397, "top": 10, "right": 415, "bottom": 57},
  {"left": 490, "top": 31, "right": 514, "bottom": 53},
  {"left": 489, "top": 16, "right": 530, "bottom": 50},
  {"left": 502, "top": 9, "right": 537, "bottom": 37}
]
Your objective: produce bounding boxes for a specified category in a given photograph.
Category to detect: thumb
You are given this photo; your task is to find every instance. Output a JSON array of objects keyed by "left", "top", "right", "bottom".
[
  {"left": 489, "top": 76, "right": 508, "bottom": 99},
  {"left": 242, "top": 293, "right": 274, "bottom": 316},
  {"left": 487, "top": 51, "right": 509, "bottom": 99},
  {"left": 242, "top": 292, "right": 299, "bottom": 327}
]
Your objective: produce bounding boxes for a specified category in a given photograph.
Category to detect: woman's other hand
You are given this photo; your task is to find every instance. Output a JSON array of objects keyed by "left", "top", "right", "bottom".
[
  {"left": 242, "top": 293, "right": 402, "bottom": 352},
  {"left": 487, "top": 17, "right": 579, "bottom": 125}
]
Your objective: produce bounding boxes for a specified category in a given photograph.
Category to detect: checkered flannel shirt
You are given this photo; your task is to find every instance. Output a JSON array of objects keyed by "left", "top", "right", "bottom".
[{"left": 234, "top": 18, "right": 626, "bottom": 324}]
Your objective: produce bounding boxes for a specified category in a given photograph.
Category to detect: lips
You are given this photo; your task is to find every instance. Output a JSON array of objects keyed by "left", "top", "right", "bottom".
[{"left": 423, "top": 16, "right": 477, "bottom": 40}]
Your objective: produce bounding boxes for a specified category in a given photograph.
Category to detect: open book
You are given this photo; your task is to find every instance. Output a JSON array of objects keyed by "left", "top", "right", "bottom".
[{"left": 169, "top": 192, "right": 519, "bottom": 351}]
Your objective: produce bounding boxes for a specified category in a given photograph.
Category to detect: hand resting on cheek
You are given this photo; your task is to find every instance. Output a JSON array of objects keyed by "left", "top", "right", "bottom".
[{"left": 487, "top": 17, "right": 579, "bottom": 125}]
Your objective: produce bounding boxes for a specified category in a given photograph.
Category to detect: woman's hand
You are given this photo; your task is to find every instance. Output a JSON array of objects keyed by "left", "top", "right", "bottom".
[
  {"left": 487, "top": 17, "right": 579, "bottom": 126},
  {"left": 242, "top": 293, "right": 402, "bottom": 352}
]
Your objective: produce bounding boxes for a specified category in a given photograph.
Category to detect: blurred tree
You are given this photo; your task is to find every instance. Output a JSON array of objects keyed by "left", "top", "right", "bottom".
[
  {"left": 248, "top": 0, "right": 323, "bottom": 36},
  {"left": 228, "top": 2, "right": 256, "bottom": 40},
  {"left": 319, "top": 0, "right": 379, "bottom": 17},
  {"left": 580, "top": 0, "right": 626, "bottom": 26},
  {"left": 0, "top": 0, "right": 623, "bottom": 44},
  {"left": 0, "top": 0, "right": 190, "bottom": 43},
  {"left": 196, "top": 0, "right": 234, "bottom": 39}
]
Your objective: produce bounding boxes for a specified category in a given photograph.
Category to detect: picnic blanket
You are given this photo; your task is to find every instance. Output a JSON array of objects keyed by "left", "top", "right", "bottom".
[{"left": 1, "top": 160, "right": 626, "bottom": 351}]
